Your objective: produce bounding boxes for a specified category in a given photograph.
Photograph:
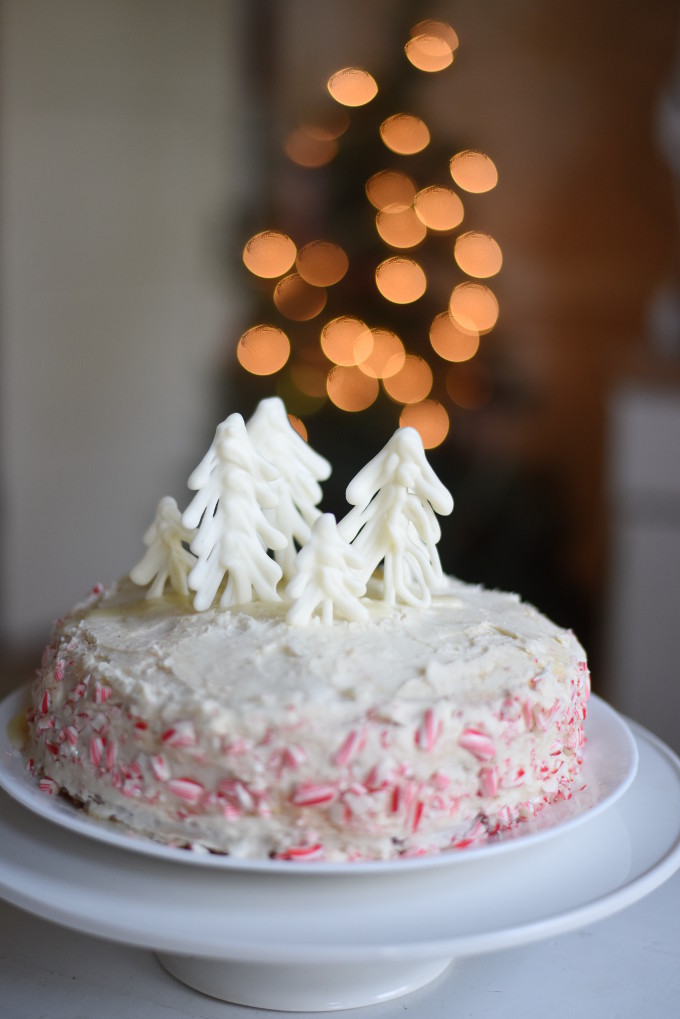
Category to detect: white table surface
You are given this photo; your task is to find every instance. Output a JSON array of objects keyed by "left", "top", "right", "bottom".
[{"left": 1, "top": 867, "right": 678, "bottom": 1019}]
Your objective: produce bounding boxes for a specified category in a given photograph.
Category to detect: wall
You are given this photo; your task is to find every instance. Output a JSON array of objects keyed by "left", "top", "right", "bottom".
[{"left": 1, "top": 0, "right": 242, "bottom": 648}]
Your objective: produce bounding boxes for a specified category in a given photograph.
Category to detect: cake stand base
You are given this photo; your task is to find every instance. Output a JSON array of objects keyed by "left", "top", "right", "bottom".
[{"left": 156, "top": 952, "right": 453, "bottom": 1011}]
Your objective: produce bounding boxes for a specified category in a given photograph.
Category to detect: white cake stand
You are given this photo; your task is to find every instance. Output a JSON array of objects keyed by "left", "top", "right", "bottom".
[{"left": 0, "top": 690, "right": 679, "bottom": 1012}]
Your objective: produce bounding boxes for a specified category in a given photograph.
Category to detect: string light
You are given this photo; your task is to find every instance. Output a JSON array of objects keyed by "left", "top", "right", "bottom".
[
  {"left": 375, "top": 204, "right": 427, "bottom": 248},
  {"left": 327, "top": 365, "right": 379, "bottom": 410},
  {"left": 243, "top": 231, "right": 296, "bottom": 279},
  {"left": 273, "top": 274, "right": 327, "bottom": 321},
  {"left": 237, "top": 19, "right": 501, "bottom": 430},
  {"left": 375, "top": 257, "right": 427, "bottom": 303},
  {"left": 365, "top": 170, "right": 417, "bottom": 210},
  {"left": 429, "top": 312, "right": 480, "bottom": 362},
  {"left": 383, "top": 354, "right": 433, "bottom": 403},
  {"left": 380, "top": 113, "right": 431, "bottom": 155},
  {"left": 399, "top": 399, "right": 450, "bottom": 447},
  {"left": 449, "top": 150, "right": 498, "bottom": 193},
  {"left": 327, "top": 67, "right": 378, "bottom": 107},
  {"left": 449, "top": 282, "right": 499, "bottom": 333},
  {"left": 296, "top": 241, "right": 349, "bottom": 286},
  {"left": 358, "top": 327, "right": 406, "bottom": 379},
  {"left": 454, "top": 232, "right": 502, "bottom": 278},
  {"left": 237, "top": 325, "right": 290, "bottom": 376},
  {"left": 320, "top": 316, "right": 373, "bottom": 366},
  {"left": 414, "top": 186, "right": 464, "bottom": 232}
]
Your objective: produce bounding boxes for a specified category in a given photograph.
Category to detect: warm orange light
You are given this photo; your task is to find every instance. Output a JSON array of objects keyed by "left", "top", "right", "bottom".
[
  {"left": 284, "top": 127, "right": 338, "bottom": 167},
  {"left": 287, "top": 414, "right": 308, "bottom": 441},
  {"left": 358, "top": 327, "right": 405, "bottom": 379},
  {"left": 399, "top": 400, "right": 450, "bottom": 448},
  {"left": 289, "top": 360, "right": 328, "bottom": 398},
  {"left": 446, "top": 363, "right": 493, "bottom": 410},
  {"left": 380, "top": 114, "right": 430, "bottom": 155},
  {"left": 383, "top": 354, "right": 433, "bottom": 404},
  {"left": 320, "top": 316, "right": 373, "bottom": 366},
  {"left": 296, "top": 240, "right": 349, "bottom": 287},
  {"left": 300, "top": 109, "right": 350, "bottom": 142},
  {"left": 243, "top": 231, "right": 296, "bottom": 279},
  {"left": 449, "top": 150, "right": 498, "bottom": 193},
  {"left": 454, "top": 232, "right": 502, "bottom": 278},
  {"left": 414, "top": 186, "right": 464, "bottom": 232},
  {"left": 375, "top": 256, "right": 427, "bottom": 304},
  {"left": 365, "top": 170, "right": 417, "bottom": 210},
  {"left": 449, "top": 282, "right": 499, "bottom": 334},
  {"left": 237, "top": 325, "right": 290, "bottom": 376},
  {"left": 409, "top": 19, "right": 459, "bottom": 52},
  {"left": 273, "top": 274, "right": 327, "bottom": 321},
  {"left": 429, "top": 312, "right": 480, "bottom": 362},
  {"left": 327, "top": 365, "right": 379, "bottom": 411},
  {"left": 327, "top": 67, "right": 378, "bottom": 107},
  {"left": 405, "top": 34, "right": 454, "bottom": 73},
  {"left": 375, "top": 204, "right": 427, "bottom": 249}
]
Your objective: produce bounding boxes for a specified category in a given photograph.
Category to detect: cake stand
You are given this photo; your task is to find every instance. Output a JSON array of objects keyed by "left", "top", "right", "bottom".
[{"left": 1, "top": 689, "right": 679, "bottom": 1012}]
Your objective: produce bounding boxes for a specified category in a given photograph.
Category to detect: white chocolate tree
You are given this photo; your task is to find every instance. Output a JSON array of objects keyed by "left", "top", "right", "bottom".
[
  {"left": 286, "top": 513, "right": 368, "bottom": 626},
  {"left": 338, "top": 427, "right": 454, "bottom": 607},
  {"left": 182, "top": 413, "right": 287, "bottom": 610},
  {"left": 246, "top": 397, "right": 331, "bottom": 578},
  {"left": 129, "top": 496, "right": 196, "bottom": 599}
]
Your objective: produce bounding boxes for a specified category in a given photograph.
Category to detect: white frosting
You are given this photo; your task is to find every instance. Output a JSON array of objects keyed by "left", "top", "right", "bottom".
[
  {"left": 28, "top": 574, "right": 590, "bottom": 862},
  {"left": 286, "top": 514, "right": 368, "bottom": 625},
  {"left": 182, "top": 414, "right": 287, "bottom": 610},
  {"left": 246, "top": 397, "right": 331, "bottom": 579},
  {"left": 339, "top": 428, "right": 454, "bottom": 607}
]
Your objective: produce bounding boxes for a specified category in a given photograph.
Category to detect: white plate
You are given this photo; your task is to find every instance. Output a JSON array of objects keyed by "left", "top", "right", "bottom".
[
  {"left": 0, "top": 686, "right": 638, "bottom": 874},
  {"left": 0, "top": 715, "right": 677, "bottom": 1011}
]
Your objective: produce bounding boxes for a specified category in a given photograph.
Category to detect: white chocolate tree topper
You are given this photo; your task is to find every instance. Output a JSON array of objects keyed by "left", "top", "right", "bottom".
[
  {"left": 286, "top": 513, "right": 368, "bottom": 626},
  {"left": 182, "top": 413, "right": 287, "bottom": 610},
  {"left": 338, "top": 427, "right": 453, "bottom": 608},
  {"left": 129, "top": 496, "right": 196, "bottom": 599},
  {"left": 130, "top": 402, "right": 453, "bottom": 620},
  {"left": 246, "top": 397, "right": 331, "bottom": 579}
]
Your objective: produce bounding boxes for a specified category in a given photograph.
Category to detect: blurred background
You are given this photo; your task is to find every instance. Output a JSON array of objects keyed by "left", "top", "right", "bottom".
[{"left": 2, "top": 0, "right": 680, "bottom": 749}]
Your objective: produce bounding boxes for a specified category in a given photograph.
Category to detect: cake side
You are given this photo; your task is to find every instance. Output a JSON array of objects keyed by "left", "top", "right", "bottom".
[{"left": 26, "top": 575, "right": 590, "bottom": 861}]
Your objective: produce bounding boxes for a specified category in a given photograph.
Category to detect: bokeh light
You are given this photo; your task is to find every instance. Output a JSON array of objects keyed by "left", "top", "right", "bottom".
[
  {"left": 409, "top": 19, "right": 459, "bottom": 52},
  {"left": 243, "top": 231, "right": 296, "bottom": 279},
  {"left": 454, "top": 231, "right": 503, "bottom": 278},
  {"left": 429, "top": 312, "right": 480, "bottom": 362},
  {"left": 300, "top": 109, "right": 350, "bottom": 142},
  {"left": 289, "top": 359, "right": 328, "bottom": 398},
  {"left": 237, "top": 325, "right": 290, "bottom": 376},
  {"left": 383, "top": 354, "right": 433, "bottom": 403},
  {"left": 320, "top": 316, "right": 373, "bottom": 366},
  {"left": 449, "top": 150, "right": 498, "bottom": 193},
  {"left": 273, "top": 274, "right": 327, "bottom": 321},
  {"left": 358, "top": 327, "right": 405, "bottom": 379},
  {"left": 327, "top": 67, "right": 378, "bottom": 107},
  {"left": 288, "top": 414, "right": 308, "bottom": 441},
  {"left": 327, "top": 365, "right": 379, "bottom": 411},
  {"left": 375, "top": 256, "right": 427, "bottom": 304},
  {"left": 449, "top": 282, "right": 499, "bottom": 333},
  {"left": 365, "top": 169, "right": 417, "bottom": 210},
  {"left": 399, "top": 400, "right": 450, "bottom": 448},
  {"left": 296, "top": 240, "right": 349, "bottom": 286},
  {"left": 375, "top": 204, "right": 427, "bottom": 248},
  {"left": 285, "top": 127, "right": 338, "bottom": 167},
  {"left": 446, "top": 362, "right": 493, "bottom": 410},
  {"left": 414, "top": 186, "right": 464, "bottom": 232},
  {"left": 405, "top": 34, "right": 454, "bottom": 73},
  {"left": 380, "top": 114, "right": 430, "bottom": 155}
]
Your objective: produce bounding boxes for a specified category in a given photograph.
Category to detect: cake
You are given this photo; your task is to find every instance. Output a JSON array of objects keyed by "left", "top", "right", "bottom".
[{"left": 25, "top": 401, "right": 590, "bottom": 862}]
